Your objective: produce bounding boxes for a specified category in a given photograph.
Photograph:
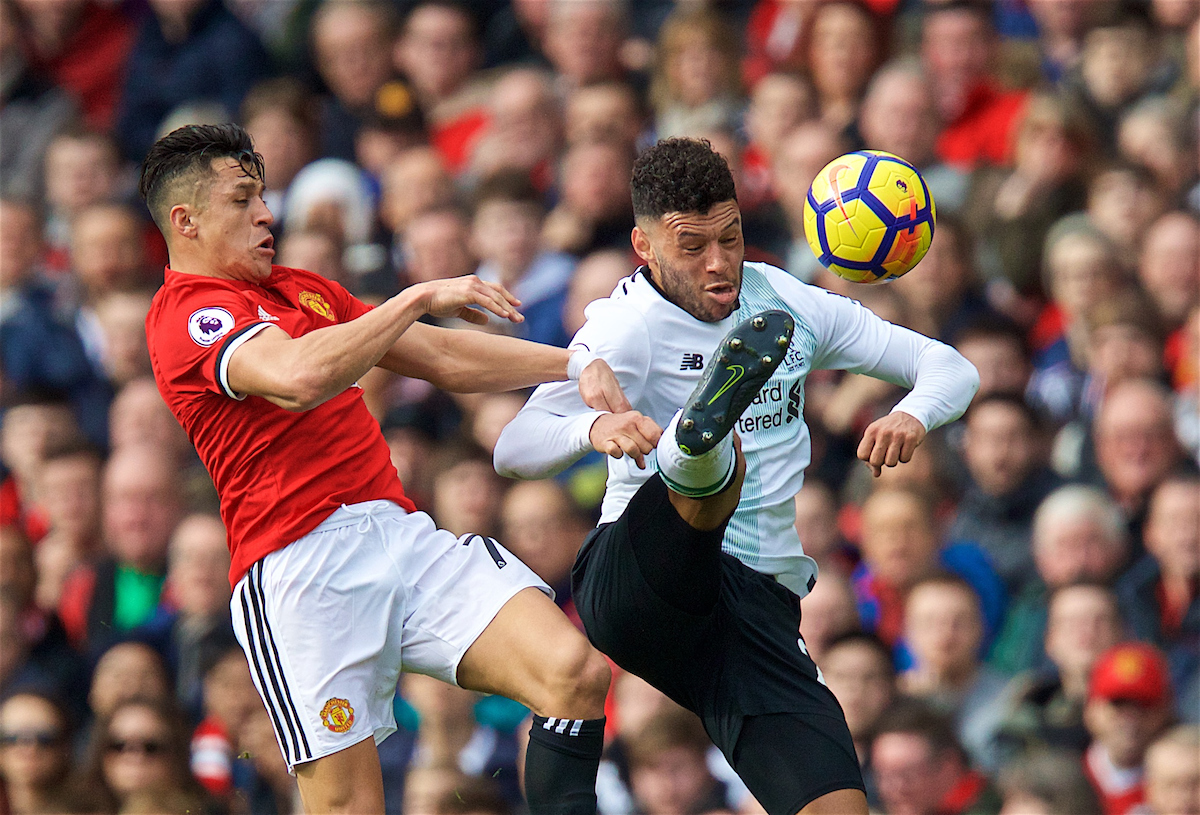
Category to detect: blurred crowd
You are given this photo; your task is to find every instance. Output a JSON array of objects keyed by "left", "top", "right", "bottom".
[{"left": 0, "top": 0, "right": 1198, "bottom": 813}]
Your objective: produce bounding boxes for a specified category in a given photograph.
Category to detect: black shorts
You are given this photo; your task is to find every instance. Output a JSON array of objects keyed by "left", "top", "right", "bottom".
[{"left": 571, "top": 476, "right": 864, "bottom": 815}]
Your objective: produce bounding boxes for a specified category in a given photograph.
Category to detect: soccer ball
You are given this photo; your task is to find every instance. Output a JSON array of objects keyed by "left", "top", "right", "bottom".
[{"left": 803, "top": 150, "right": 936, "bottom": 284}]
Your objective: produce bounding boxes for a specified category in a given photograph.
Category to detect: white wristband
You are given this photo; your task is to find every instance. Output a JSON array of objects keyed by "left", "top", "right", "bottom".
[{"left": 567, "top": 349, "right": 599, "bottom": 381}]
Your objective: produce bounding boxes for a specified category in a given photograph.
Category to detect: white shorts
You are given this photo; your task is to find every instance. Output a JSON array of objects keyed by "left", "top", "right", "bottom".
[{"left": 230, "top": 500, "right": 550, "bottom": 771}]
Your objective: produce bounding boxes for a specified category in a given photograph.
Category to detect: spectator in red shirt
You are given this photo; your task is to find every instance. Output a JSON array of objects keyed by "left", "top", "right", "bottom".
[
  {"left": 996, "top": 748, "right": 1102, "bottom": 815},
  {"left": 394, "top": 1, "right": 489, "bottom": 175},
  {"left": 469, "top": 67, "right": 562, "bottom": 189},
  {"left": 13, "top": 0, "right": 135, "bottom": 130},
  {"left": 805, "top": 1, "right": 883, "bottom": 135},
  {"left": 920, "top": 0, "right": 1028, "bottom": 170},
  {"left": 740, "top": 72, "right": 815, "bottom": 213},
  {"left": 1083, "top": 643, "right": 1175, "bottom": 815},
  {"left": 870, "top": 698, "right": 1003, "bottom": 815}
]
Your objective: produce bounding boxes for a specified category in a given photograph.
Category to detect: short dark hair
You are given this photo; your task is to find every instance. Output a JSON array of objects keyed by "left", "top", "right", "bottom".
[
  {"left": 625, "top": 708, "right": 712, "bottom": 769},
  {"left": 631, "top": 138, "right": 737, "bottom": 221},
  {"left": 473, "top": 169, "right": 544, "bottom": 215},
  {"left": 872, "top": 698, "right": 966, "bottom": 763},
  {"left": 824, "top": 630, "right": 895, "bottom": 677},
  {"left": 41, "top": 438, "right": 104, "bottom": 466},
  {"left": 404, "top": 0, "right": 481, "bottom": 41},
  {"left": 949, "top": 312, "right": 1030, "bottom": 360},
  {"left": 965, "top": 391, "right": 1046, "bottom": 432},
  {"left": 923, "top": 0, "right": 993, "bottom": 25},
  {"left": 138, "top": 124, "right": 265, "bottom": 230}
]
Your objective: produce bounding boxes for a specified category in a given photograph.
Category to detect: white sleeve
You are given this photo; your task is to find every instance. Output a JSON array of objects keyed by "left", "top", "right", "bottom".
[
  {"left": 808, "top": 288, "right": 980, "bottom": 430},
  {"left": 494, "top": 405, "right": 607, "bottom": 479},
  {"left": 494, "top": 300, "right": 652, "bottom": 479}
]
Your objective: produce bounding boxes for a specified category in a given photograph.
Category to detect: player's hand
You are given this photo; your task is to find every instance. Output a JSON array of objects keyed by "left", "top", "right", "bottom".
[
  {"left": 416, "top": 276, "right": 524, "bottom": 325},
  {"left": 857, "top": 411, "right": 926, "bottom": 477},
  {"left": 577, "top": 358, "right": 632, "bottom": 413},
  {"left": 589, "top": 411, "right": 661, "bottom": 470}
]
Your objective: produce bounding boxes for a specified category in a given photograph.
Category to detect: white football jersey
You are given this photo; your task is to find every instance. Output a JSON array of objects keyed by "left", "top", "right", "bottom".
[{"left": 495, "top": 261, "right": 979, "bottom": 597}]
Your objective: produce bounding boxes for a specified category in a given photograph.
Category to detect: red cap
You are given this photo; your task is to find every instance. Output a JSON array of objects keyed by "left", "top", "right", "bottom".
[{"left": 1089, "top": 642, "right": 1172, "bottom": 706}]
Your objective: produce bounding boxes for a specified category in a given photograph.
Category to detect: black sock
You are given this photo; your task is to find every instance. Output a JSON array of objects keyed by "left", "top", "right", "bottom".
[{"left": 525, "top": 716, "right": 605, "bottom": 815}]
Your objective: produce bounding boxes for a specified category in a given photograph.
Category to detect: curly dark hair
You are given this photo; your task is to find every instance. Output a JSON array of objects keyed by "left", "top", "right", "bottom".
[
  {"left": 138, "top": 123, "right": 264, "bottom": 230},
  {"left": 630, "top": 138, "right": 737, "bottom": 221}
]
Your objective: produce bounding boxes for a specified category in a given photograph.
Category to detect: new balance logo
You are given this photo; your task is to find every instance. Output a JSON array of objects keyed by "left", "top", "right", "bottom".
[
  {"left": 680, "top": 353, "right": 704, "bottom": 371},
  {"left": 786, "top": 381, "right": 801, "bottom": 423},
  {"left": 257, "top": 306, "right": 280, "bottom": 322}
]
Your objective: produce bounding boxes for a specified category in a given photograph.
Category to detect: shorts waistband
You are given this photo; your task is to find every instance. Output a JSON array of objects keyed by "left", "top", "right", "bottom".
[{"left": 314, "top": 499, "right": 410, "bottom": 533}]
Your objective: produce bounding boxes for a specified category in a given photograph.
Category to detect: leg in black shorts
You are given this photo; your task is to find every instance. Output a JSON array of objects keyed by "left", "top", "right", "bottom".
[{"left": 571, "top": 474, "right": 865, "bottom": 815}]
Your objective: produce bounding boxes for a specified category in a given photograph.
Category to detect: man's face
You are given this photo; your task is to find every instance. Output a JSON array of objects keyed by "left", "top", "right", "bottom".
[
  {"left": 0, "top": 202, "right": 42, "bottom": 289},
  {"left": 313, "top": 4, "right": 391, "bottom": 107},
  {"left": 1084, "top": 698, "right": 1171, "bottom": 769},
  {"left": 955, "top": 336, "right": 1030, "bottom": 396},
  {"left": 963, "top": 402, "right": 1038, "bottom": 496},
  {"left": 633, "top": 201, "right": 743, "bottom": 323},
  {"left": 860, "top": 492, "right": 939, "bottom": 589},
  {"left": 1035, "top": 516, "right": 1124, "bottom": 587},
  {"left": 861, "top": 73, "right": 938, "bottom": 167},
  {"left": 629, "top": 747, "right": 712, "bottom": 815},
  {"left": 1145, "top": 739, "right": 1200, "bottom": 815},
  {"left": 168, "top": 516, "right": 230, "bottom": 617},
  {"left": 822, "top": 643, "right": 894, "bottom": 741},
  {"left": 872, "top": 733, "right": 948, "bottom": 815},
  {"left": 1044, "top": 587, "right": 1121, "bottom": 685},
  {"left": 904, "top": 584, "right": 983, "bottom": 675},
  {"left": 398, "top": 4, "right": 478, "bottom": 100},
  {"left": 102, "top": 449, "right": 181, "bottom": 571},
  {"left": 471, "top": 199, "right": 541, "bottom": 274},
  {"left": 190, "top": 159, "right": 275, "bottom": 282},
  {"left": 1145, "top": 481, "right": 1200, "bottom": 579},
  {"left": 1094, "top": 387, "right": 1179, "bottom": 504}
]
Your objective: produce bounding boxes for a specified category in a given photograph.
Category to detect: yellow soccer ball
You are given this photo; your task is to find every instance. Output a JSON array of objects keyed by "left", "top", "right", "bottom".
[{"left": 802, "top": 150, "right": 936, "bottom": 283}]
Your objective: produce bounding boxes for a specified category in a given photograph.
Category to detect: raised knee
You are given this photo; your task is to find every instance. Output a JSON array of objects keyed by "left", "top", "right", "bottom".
[{"left": 541, "top": 638, "right": 610, "bottom": 716}]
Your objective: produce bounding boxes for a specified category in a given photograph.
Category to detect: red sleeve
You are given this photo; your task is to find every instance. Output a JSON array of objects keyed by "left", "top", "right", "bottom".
[{"left": 147, "top": 285, "right": 270, "bottom": 403}]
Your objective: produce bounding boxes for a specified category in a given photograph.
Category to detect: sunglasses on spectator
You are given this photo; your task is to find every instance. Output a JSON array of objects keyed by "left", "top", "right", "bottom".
[
  {"left": 0, "top": 730, "right": 63, "bottom": 748},
  {"left": 105, "top": 738, "right": 167, "bottom": 756}
]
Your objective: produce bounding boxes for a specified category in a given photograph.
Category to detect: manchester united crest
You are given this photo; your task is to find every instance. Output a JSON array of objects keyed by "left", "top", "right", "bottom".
[
  {"left": 299, "top": 291, "right": 335, "bottom": 321},
  {"left": 320, "top": 697, "right": 355, "bottom": 733}
]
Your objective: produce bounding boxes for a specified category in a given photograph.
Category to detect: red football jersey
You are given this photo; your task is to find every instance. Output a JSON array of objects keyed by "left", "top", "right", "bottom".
[{"left": 146, "top": 265, "right": 416, "bottom": 586}]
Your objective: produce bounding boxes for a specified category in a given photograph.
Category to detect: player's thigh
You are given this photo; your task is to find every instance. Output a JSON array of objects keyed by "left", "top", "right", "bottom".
[
  {"left": 800, "top": 788, "right": 868, "bottom": 815},
  {"left": 730, "top": 712, "right": 864, "bottom": 815},
  {"left": 294, "top": 737, "right": 385, "bottom": 814},
  {"left": 456, "top": 586, "right": 609, "bottom": 719}
]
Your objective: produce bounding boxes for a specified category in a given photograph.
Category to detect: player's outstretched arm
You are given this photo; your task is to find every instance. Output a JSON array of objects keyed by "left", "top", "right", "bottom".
[
  {"left": 226, "top": 276, "right": 524, "bottom": 411},
  {"left": 378, "top": 323, "right": 628, "bottom": 407}
]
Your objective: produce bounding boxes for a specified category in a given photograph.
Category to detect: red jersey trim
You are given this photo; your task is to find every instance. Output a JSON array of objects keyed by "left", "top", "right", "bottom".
[{"left": 215, "top": 322, "right": 270, "bottom": 399}]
